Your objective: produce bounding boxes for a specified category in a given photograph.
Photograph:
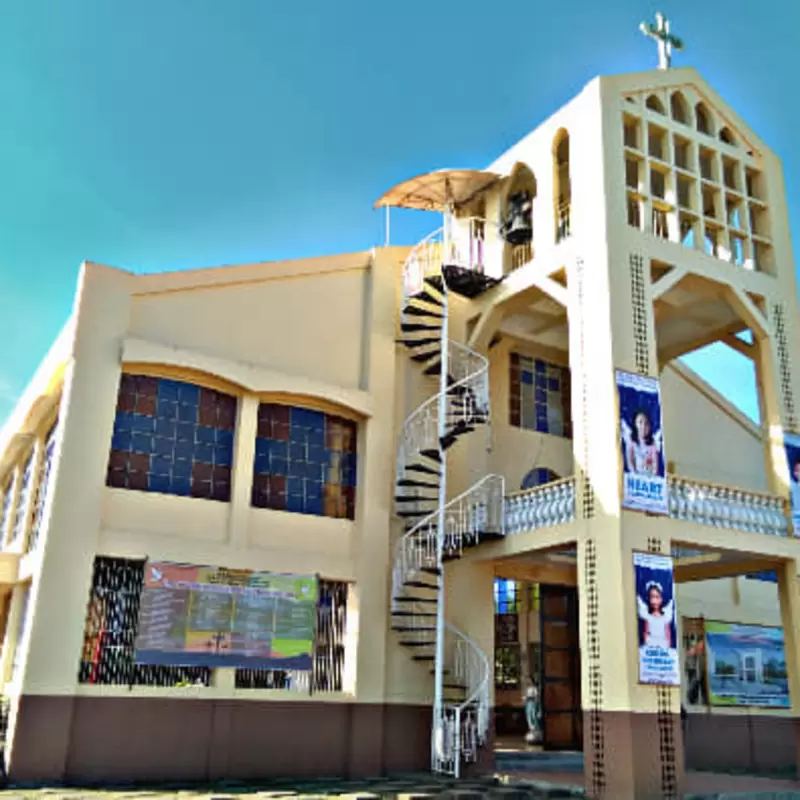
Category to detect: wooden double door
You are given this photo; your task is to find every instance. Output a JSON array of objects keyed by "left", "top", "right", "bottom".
[{"left": 539, "top": 584, "right": 583, "bottom": 751}]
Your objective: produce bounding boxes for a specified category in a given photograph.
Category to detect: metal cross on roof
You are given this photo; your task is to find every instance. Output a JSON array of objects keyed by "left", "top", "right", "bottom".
[{"left": 640, "top": 12, "right": 684, "bottom": 70}]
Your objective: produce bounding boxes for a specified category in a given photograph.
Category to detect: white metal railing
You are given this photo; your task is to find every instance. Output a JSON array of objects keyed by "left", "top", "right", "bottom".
[
  {"left": 667, "top": 475, "right": 790, "bottom": 536},
  {"left": 392, "top": 474, "right": 505, "bottom": 612},
  {"left": 402, "top": 216, "right": 501, "bottom": 306},
  {"left": 433, "top": 623, "right": 491, "bottom": 778},
  {"left": 504, "top": 477, "right": 576, "bottom": 534},
  {"left": 395, "top": 342, "right": 490, "bottom": 480}
]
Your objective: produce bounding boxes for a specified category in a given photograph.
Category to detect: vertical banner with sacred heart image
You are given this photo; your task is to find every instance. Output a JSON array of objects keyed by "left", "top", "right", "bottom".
[{"left": 617, "top": 370, "right": 668, "bottom": 515}]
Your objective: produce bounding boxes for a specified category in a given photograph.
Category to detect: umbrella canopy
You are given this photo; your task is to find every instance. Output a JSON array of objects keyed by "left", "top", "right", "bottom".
[{"left": 374, "top": 168, "right": 502, "bottom": 212}]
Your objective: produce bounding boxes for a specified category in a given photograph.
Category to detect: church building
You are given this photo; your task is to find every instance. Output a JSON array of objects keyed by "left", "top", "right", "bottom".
[{"left": 0, "top": 18, "right": 798, "bottom": 799}]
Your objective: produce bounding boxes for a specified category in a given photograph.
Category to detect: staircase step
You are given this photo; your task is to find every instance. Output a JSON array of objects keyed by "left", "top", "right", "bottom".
[
  {"left": 399, "top": 640, "right": 435, "bottom": 647},
  {"left": 420, "top": 566, "right": 441, "bottom": 576},
  {"left": 443, "top": 682, "right": 467, "bottom": 690},
  {"left": 412, "top": 655, "right": 435, "bottom": 661},
  {"left": 404, "top": 580, "right": 438, "bottom": 590},
  {"left": 401, "top": 322, "right": 441, "bottom": 333},
  {"left": 410, "top": 349, "right": 441, "bottom": 364},
  {"left": 392, "top": 610, "right": 437, "bottom": 617},
  {"left": 394, "top": 495, "right": 437, "bottom": 505},
  {"left": 392, "top": 626, "right": 437, "bottom": 632},
  {"left": 419, "top": 449, "right": 442, "bottom": 463},
  {"left": 406, "top": 463, "right": 440, "bottom": 476},
  {"left": 397, "top": 478, "right": 439, "bottom": 489},
  {"left": 396, "top": 509, "right": 430, "bottom": 518},
  {"left": 403, "top": 303, "right": 443, "bottom": 319},
  {"left": 414, "top": 287, "right": 444, "bottom": 307},
  {"left": 393, "top": 595, "right": 437, "bottom": 604}
]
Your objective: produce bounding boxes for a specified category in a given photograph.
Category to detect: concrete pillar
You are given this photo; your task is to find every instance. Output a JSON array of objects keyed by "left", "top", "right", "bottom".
[
  {"left": 228, "top": 395, "right": 258, "bottom": 547},
  {"left": 9, "top": 263, "right": 133, "bottom": 782},
  {"left": 777, "top": 559, "right": 800, "bottom": 776}
]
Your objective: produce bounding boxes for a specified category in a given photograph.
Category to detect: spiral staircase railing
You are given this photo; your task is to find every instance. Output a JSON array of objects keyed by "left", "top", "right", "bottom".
[{"left": 392, "top": 226, "right": 504, "bottom": 777}]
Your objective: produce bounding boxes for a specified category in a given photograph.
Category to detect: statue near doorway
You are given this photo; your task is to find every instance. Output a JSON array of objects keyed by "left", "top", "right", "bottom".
[{"left": 523, "top": 683, "right": 542, "bottom": 745}]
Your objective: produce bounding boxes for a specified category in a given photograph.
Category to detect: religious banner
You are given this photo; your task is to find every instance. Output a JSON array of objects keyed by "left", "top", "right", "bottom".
[
  {"left": 784, "top": 432, "right": 800, "bottom": 536},
  {"left": 634, "top": 552, "right": 680, "bottom": 686},
  {"left": 134, "top": 561, "right": 318, "bottom": 670},
  {"left": 617, "top": 370, "right": 668, "bottom": 514},
  {"left": 705, "top": 621, "right": 790, "bottom": 708}
]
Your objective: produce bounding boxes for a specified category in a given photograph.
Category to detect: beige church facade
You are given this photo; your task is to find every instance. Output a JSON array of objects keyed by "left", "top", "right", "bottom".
[{"left": 0, "top": 65, "right": 798, "bottom": 798}]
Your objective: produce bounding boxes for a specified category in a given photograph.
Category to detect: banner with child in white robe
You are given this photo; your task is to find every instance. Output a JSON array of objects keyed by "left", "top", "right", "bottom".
[{"left": 634, "top": 551, "right": 680, "bottom": 686}]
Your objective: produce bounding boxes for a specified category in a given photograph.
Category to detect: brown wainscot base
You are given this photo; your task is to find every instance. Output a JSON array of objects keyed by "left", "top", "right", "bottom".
[
  {"left": 8, "top": 695, "right": 473, "bottom": 785},
  {"left": 684, "top": 711, "right": 800, "bottom": 777},
  {"left": 583, "top": 709, "right": 685, "bottom": 800}
]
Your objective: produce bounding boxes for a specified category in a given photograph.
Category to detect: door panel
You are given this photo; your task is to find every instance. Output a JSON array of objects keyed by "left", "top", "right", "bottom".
[{"left": 540, "top": 584, "right": 582, "bottom": 751}]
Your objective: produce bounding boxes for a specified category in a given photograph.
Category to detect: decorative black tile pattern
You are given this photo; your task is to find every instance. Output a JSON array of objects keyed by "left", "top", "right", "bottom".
[
  {"left": 575, "top": 257, "right": 595, "bottom": 519},
  {"left": 772, "top": 303, "right": 797, "bottom": 432},
  {"left": 629, "top": 254, "right": 650, "bottom": 376},
  {"left": 584, "top": 539, "right": 605, "bottom": 796}
]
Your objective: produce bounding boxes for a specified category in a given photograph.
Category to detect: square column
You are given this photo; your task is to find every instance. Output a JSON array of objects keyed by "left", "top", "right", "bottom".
[
  {"left": 8, "top": 264, "right": 133, "bottom": 781},
  {"left": 578, "top": 530, "right": 684, "bottom": 800},
  {"left": 777, "top": 559, "right": 800, "bottom": 777}
]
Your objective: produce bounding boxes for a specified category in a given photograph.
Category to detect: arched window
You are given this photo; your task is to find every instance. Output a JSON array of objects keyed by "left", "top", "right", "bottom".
[
  {"left": 107, "top": 374, "right": 237, "bottom": 501},
  {"left": 252, "top": 403, "right": 357, "bottom": 519},
  {"left": 719, "top": 126, "right": 736, "bottom": 146},
  {"left": 553, "top": 130, "right": 571, "bottom": 243},
  {"left": 500, "top": 163, "right": 536, "bottom": 273},
  {"left": 670, "top": 92, "right": 689, "bottom": 124},
  {"left": 520, "top": 467, "right": 559, "bottom": 491},
  {"left": 645, "top": 94, "right": 665, "bottom": 114},
  {"left": 695, "top": 103, "right": 713, "bottom": 135}
]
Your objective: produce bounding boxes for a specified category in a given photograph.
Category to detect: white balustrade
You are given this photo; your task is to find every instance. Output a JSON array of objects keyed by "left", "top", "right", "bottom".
[
  {"left": 401, "top": 217, "right": 502, "bottom": 306},
  {"left": 667, "top": 476, "right": 790, "bottom": 537},
  {"left": 503, "top": 478, "right": 576, "bottom": 534}
]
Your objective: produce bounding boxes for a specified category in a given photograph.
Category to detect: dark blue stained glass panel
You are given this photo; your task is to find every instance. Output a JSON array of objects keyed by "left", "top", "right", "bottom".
[
  {"left": 252, "top": 403, "right": 357, "bottom": 519},
  {"left": 746, "top": 571, "right": 778, "bottom": 583},
  {"left": 106, "top": 374, "right": 237, "bottom": 502},
  {"left": 509, "top": 353, "right": 572, "bottom": 439}
]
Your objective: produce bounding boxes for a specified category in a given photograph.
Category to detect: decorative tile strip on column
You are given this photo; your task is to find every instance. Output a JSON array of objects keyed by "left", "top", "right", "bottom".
[
  {"left": 667, "top": 475, "right": 790, "bottom": 536},
  {"left": 504, "top": 477, "right": 576, "bottom": 534}
]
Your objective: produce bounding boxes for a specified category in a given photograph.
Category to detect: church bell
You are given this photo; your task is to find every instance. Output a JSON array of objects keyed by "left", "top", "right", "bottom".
[{"left": 501, "top": 191, "right": 533, "bottom": 246}]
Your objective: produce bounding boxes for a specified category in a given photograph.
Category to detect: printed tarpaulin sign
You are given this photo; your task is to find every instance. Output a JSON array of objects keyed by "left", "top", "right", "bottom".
[
  {"left": 617, "top": 370, "right": 668, "bottom": 514},
  {"left": 705, "top": 621, "right": 790, "bottom": 708},
  {"left": 784, "top": 432, "right": 800, "bottom": 537},
  {"left": 134, "top": 561, "right": 318, "bottom": 670},
  {"left": 634, "top": 552, "right": 680, "bottom": 686}
]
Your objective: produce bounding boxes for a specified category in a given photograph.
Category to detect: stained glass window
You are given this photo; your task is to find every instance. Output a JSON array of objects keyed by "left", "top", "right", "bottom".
[
  {"left": 251, "top": 403, "right": 357, "bottom": 519},
  {"left": 9, "top": 453, "right": 34, "bottom": 546},
  {"left": 509, "top": 353, "right": 572, "bottom": 438},
  {"left": 520, "top": 467, "right": 558, "bottom": 491},
  {"left": 107, "top": 375, "right": 236, "bottom": 502},
  {"left": 28, "top": 422, "right": 59, "bottom": 553}
]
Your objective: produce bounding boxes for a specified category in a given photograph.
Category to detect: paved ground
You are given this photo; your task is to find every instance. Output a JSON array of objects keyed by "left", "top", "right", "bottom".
[{"left": 1, "top": 769, "right": 800, "bottom": 799}]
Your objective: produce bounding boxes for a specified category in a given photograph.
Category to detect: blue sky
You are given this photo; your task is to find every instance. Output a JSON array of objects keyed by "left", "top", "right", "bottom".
[{"left": 0, "top": 0, "right": 797, "bottom": 426}]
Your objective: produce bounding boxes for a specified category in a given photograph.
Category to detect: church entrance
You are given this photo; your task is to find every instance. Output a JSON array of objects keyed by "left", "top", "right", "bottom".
[
  {"left": 493, "top": 578, "right": 582, "bottom": 752},
  {"left": 539, "top": 584, "right": 582, "bottom": 750}
]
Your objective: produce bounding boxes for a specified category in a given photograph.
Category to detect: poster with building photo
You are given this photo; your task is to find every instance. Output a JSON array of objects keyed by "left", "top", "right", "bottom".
[
  {"left": 617, "top": 370, "right": 668, "bottom": 515},
  {"left": 784, "top": 432, "right": 800, "bottom": 536},
  {"left": 705, "top": 621, "right": 790, "bottom": 708},
  {"left": 634, "top": 552, "right": 680, "bottom": 686}
]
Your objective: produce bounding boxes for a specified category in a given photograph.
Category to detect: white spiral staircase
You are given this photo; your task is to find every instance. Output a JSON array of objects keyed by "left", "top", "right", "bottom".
[{"left": 392, "top": 247, "right": 505, "bottom": 778}]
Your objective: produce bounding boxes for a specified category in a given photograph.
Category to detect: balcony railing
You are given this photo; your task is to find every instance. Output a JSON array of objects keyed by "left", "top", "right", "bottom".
[
  {"left": 504, "top": 478, "right": 576, "bottom": 534},
  {"left": 402, "top": 216, "right": 501, "bottom": 301},
  {"left": 667, "top": 476, "right": 790, "bottom": 537},
  {"left": 500, "top": 475, "right": 790, "bottom": 539},
  {"left": 556, "top": 202, "right": 571, "bottom": 243}
]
